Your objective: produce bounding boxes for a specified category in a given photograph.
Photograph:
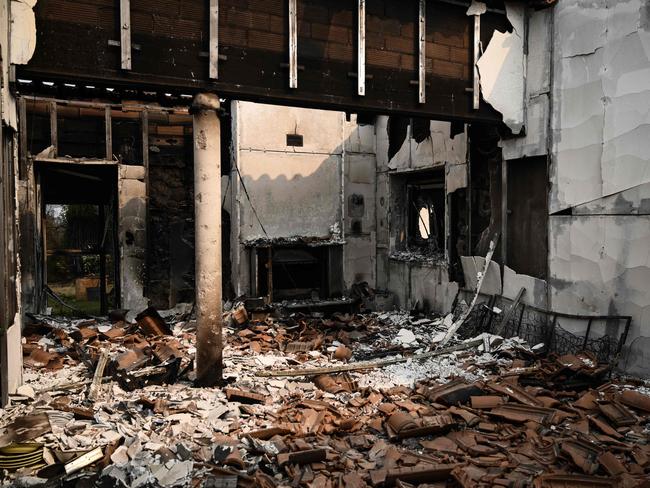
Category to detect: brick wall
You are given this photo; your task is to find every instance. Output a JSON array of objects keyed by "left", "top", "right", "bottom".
[
  {"left": 26, "top": 0, "right": 506, "bottom": 122},
  {"left": 36, "top": 0, "right": 471, "bottom": 81}
]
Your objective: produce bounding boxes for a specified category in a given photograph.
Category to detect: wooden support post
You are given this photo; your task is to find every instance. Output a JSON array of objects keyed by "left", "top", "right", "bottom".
[
  {"left": 192, "top": 93, "right": 223, "bottom": 386},
  {"left": 209, "top": 0, "right": 219, "bottom": 79},
  {"left": 105, "top": 106, "right": 112, "bottom": 160},
  {"left": 357, "top": 0, "right": 366, "bottom": 96},
  {"left": 494, "top": 287, "right": 525, "bottom": 337},
  {"left": 289, "top": 0, "right": 298, "bottom": 89},
  {"left": 418, "top": 0, "right": 426, "bottom": 104},
  {"left": 18, "top": 97, "right": 27, "bottom": 180},
  {"left": 583, "top": 318, "right": 593, "bottom": 350},
  {"left": 120, "top": 0, "right": 132, "bottom": 70},
  {"left": 49, "top": 101, "right": 57, "bottom": 158},
  {"left": 267, "top": 247, "right": 273, "bottom": 304},
  {"left": 516, "top": 303, "right": 525, "bottom": 336},
  {"left": 98, "top": 204, "right": 107, "bottom": 315}
]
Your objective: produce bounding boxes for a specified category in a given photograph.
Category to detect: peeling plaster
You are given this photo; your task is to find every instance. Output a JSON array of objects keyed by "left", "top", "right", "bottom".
[
  {"left": 549, "top": 215, "right": 650, "bottom": 347},
  {"left": 446, "top": 162, "right": 468, "bottom": 194},
  {"left": 5, "top": 323, "right": 22, "bottom": 392},
  {"left": 501, "top": 8, "right": 552, "bottom": 160},
  {"left": 460, "top": 256, "right": 502, "bottom": 296},
  {"left": 551, "top": 0, "right": 650, "bottom": 212},
  {"left": 503, "top": 265, "right": 548, "bottom": 310},
  {"left": 547, "top": 0, "right": 650, "bottom": 369},
  {"left": 572, "top": 180, "right": 650, "bottom": 215},
  {"left": 477, "top": 2, "right": 525, "bottom": 134},
  {"left": 1, "top": 0, "right": 17, "bottom": 128},
  {"left": 119, "top": 166, "right": 148, "bottom": 312},
  {"left": 466, "top": 1, "right": 487, "bottom": 17},
  {"left": 10, "top": 0, "right": 37, "bottom": 65},
  {"left": 387, "top": 121, "right": 466, "bottom": 171}
]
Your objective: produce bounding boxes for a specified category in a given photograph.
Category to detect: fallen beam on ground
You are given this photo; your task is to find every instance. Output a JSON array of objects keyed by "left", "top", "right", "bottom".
[
  {"left": 256, "top": 338, "right": 483, "bottom": 377},
  {"left": 88, "top": 350, "right": 109, "bottom": 401},
  {"left": 440, "top": 233, "right": 500, "bottom": 346}
]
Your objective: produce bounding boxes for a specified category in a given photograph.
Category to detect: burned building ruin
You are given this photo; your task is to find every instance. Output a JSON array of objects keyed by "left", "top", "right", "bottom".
[{"left": 1, "top": 0, "right": 650, "bottom": 486}]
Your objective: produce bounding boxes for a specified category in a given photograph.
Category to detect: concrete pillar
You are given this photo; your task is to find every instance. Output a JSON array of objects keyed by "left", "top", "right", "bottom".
[{"left": 192, "top": 93, "right": 223, "bottom": 386}]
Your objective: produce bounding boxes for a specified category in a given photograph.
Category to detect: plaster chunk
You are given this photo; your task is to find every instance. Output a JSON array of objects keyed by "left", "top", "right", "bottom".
[
  {"left": 476, "top": 2, "right": 525, "bottom": 134},
  {"left": 466, "top": 1, "right": 487, "bottom": 16},
  {"left": 446, "top": 163, "right": 468, "bottom": 194},
  {"left": 10, "top": 0, "right": 37, "bottom": 65}
]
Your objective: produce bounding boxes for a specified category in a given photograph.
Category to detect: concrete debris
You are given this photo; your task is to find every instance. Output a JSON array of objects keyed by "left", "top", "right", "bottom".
[
  {"left": 1, "top": 305, "right": 650, "bottom": 487},
  {"left": 393, "top": 329, "right": 418, "bottom": 347}
]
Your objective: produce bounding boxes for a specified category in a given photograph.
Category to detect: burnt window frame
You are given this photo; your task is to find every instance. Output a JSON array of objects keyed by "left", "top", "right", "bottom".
[{"left": 405, "top": 170, "right": 445, "bottom": 254}]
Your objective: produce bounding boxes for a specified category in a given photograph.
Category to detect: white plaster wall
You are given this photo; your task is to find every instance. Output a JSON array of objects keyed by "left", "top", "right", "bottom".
[
  {"left": 549, "top": 216, "right": 650, "bottom": 345},
  {"left": 237, "top": 102, "right": 344, "bottom": 155},
  {"left": 411, "top": 122, "right": 466, "bottom": 169},
  {"left": 386, "top": 261, "right": 457, "bottom": 313},
  {"left": 550, "top": 0, "right": 650, "bottom": 213},
  {"left": 502, "top": 8, "right": 551, "bottom": 160},
  {"left": 376, "top": 117, "right": 467, "bottom": 313},
  {"left": 231, "top": 103, "right": 466, "bottom": 309},
  {"left": 344, "top": 151, "right": 377, "bottom": 289},
  {"left": 119, "top": 166, "right": 147, "bottom": 312},
  {"left": 1, "top": 0, "right": 25, "bottom": 397},
  {"left": 237, "top": 151, "right": 342, "bottom": 241},
  {"left": 547, "top": 0, "right": 650, "bottom": 371},
  {"left": 388, "top": 120, "right": 466, "bottom": 171},
  {"left": 477, "top": 2, "right": 526, "bottom": 134},
  {"left": 343, "top": 115, "right": 376, "bottom": 155},
  {"left": 234, "top": 101, "right": 345, "bottom": 243},
  {"left": 5, "top": 322, "right": 22, "bottom": 392},
  {"left": 410, "top": 265, "right": 459, "bottom": 313},
  {"left": 345, "top": 235, "right": 376, "bottom": 288},
  {"left": 1, "top": 0, "right": 15, "bottom": 129}
]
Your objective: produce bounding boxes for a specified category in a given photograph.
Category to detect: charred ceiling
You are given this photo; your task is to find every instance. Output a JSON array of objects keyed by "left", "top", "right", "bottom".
[{"left": 18, "top": 0, "right": 511, "bottom": 122}]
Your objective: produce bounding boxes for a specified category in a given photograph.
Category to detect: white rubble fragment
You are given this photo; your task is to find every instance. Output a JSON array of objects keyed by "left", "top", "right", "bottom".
[
  {"left": 16, "top": 384, "right": 35, "bottom": 399},
  {"left": 466, "top": 0, "right": 487, "bottom": 16},
  {"left": 110, "top": 446, "right": 130, "bottom": 465},
  {"left": 102, "top": 430, "right": 122, "bottom": 443},
  {"left": 254, "top": 355, "right": 283, "bottom": 367},
  {"left": 393, "top": 328, "right": 418, "bottom": 347},
  {"left": 152, "top": 460, "right": 193, "bottom": 487}
]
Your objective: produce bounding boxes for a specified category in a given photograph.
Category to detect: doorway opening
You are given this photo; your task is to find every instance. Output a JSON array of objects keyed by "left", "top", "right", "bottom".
[{"left": 39, "top": 164, "right": 119, "bottom": 316}]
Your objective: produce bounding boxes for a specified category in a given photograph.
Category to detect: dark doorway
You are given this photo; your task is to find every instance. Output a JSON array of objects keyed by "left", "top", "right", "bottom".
[
  {"left": 507, "top": 156, "right": 548, "bottom": 279},
  {"left": 256, "top": 245, "right": 343, "bottom": 301},
  {"left": 38, "top": 164, "right": 119, "bottom": 315}
]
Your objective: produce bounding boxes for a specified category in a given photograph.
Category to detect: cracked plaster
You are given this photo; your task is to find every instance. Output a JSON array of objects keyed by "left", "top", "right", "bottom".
[
  {"left": 10, "top": 0, "right": 37, "bottom": 65},
  {"left": 477, "top": 2, "right": 526, "bottom": 134}
]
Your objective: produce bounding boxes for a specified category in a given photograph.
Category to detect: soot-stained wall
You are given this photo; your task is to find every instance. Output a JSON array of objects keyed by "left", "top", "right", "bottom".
[{"left": 147, "top": 115, "right": 196, "bottom": 309}]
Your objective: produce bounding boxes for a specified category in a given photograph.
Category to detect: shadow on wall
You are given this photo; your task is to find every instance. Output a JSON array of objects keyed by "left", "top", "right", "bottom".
[
  {"left": 623, "top": 337, "right": 650, "bottom": 377},
  {"left": 237, "top": 152, "right": 344, "bottom": 241}
]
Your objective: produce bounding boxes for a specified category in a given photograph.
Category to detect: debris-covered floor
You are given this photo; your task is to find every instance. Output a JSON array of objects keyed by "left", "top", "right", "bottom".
[{"left": 2, "top": 304, "right": 650, "bottom": 488}]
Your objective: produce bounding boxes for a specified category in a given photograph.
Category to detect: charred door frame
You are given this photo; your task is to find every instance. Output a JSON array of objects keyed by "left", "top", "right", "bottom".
[{"left": 35, "top": 160, "right": 120, "bottom": 315}]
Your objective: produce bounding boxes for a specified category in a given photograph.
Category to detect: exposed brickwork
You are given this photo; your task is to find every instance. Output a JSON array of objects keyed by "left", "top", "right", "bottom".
[{"left": 38, "top": 0, "right": 471, "bottom": 81}]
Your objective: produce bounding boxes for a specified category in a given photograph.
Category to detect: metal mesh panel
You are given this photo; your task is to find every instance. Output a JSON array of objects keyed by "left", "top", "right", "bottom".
[{"left": 455, "top": 291, "right": 630, "bottom": 366}]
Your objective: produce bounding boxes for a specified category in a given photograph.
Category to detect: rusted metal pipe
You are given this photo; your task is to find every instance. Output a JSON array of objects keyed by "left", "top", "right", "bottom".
[{"left": 192, "top": 93, "right": 223, "bottom": 386}]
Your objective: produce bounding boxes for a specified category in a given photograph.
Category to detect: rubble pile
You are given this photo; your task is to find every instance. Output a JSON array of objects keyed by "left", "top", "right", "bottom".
[{"left": 1, "top": 306, "right": 650, "bottom": 487}]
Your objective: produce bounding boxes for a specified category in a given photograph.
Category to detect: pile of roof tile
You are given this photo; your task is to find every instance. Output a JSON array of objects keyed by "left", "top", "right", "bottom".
[{"left": 1, "top": 305, "right": 649, "bottom": 487}]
